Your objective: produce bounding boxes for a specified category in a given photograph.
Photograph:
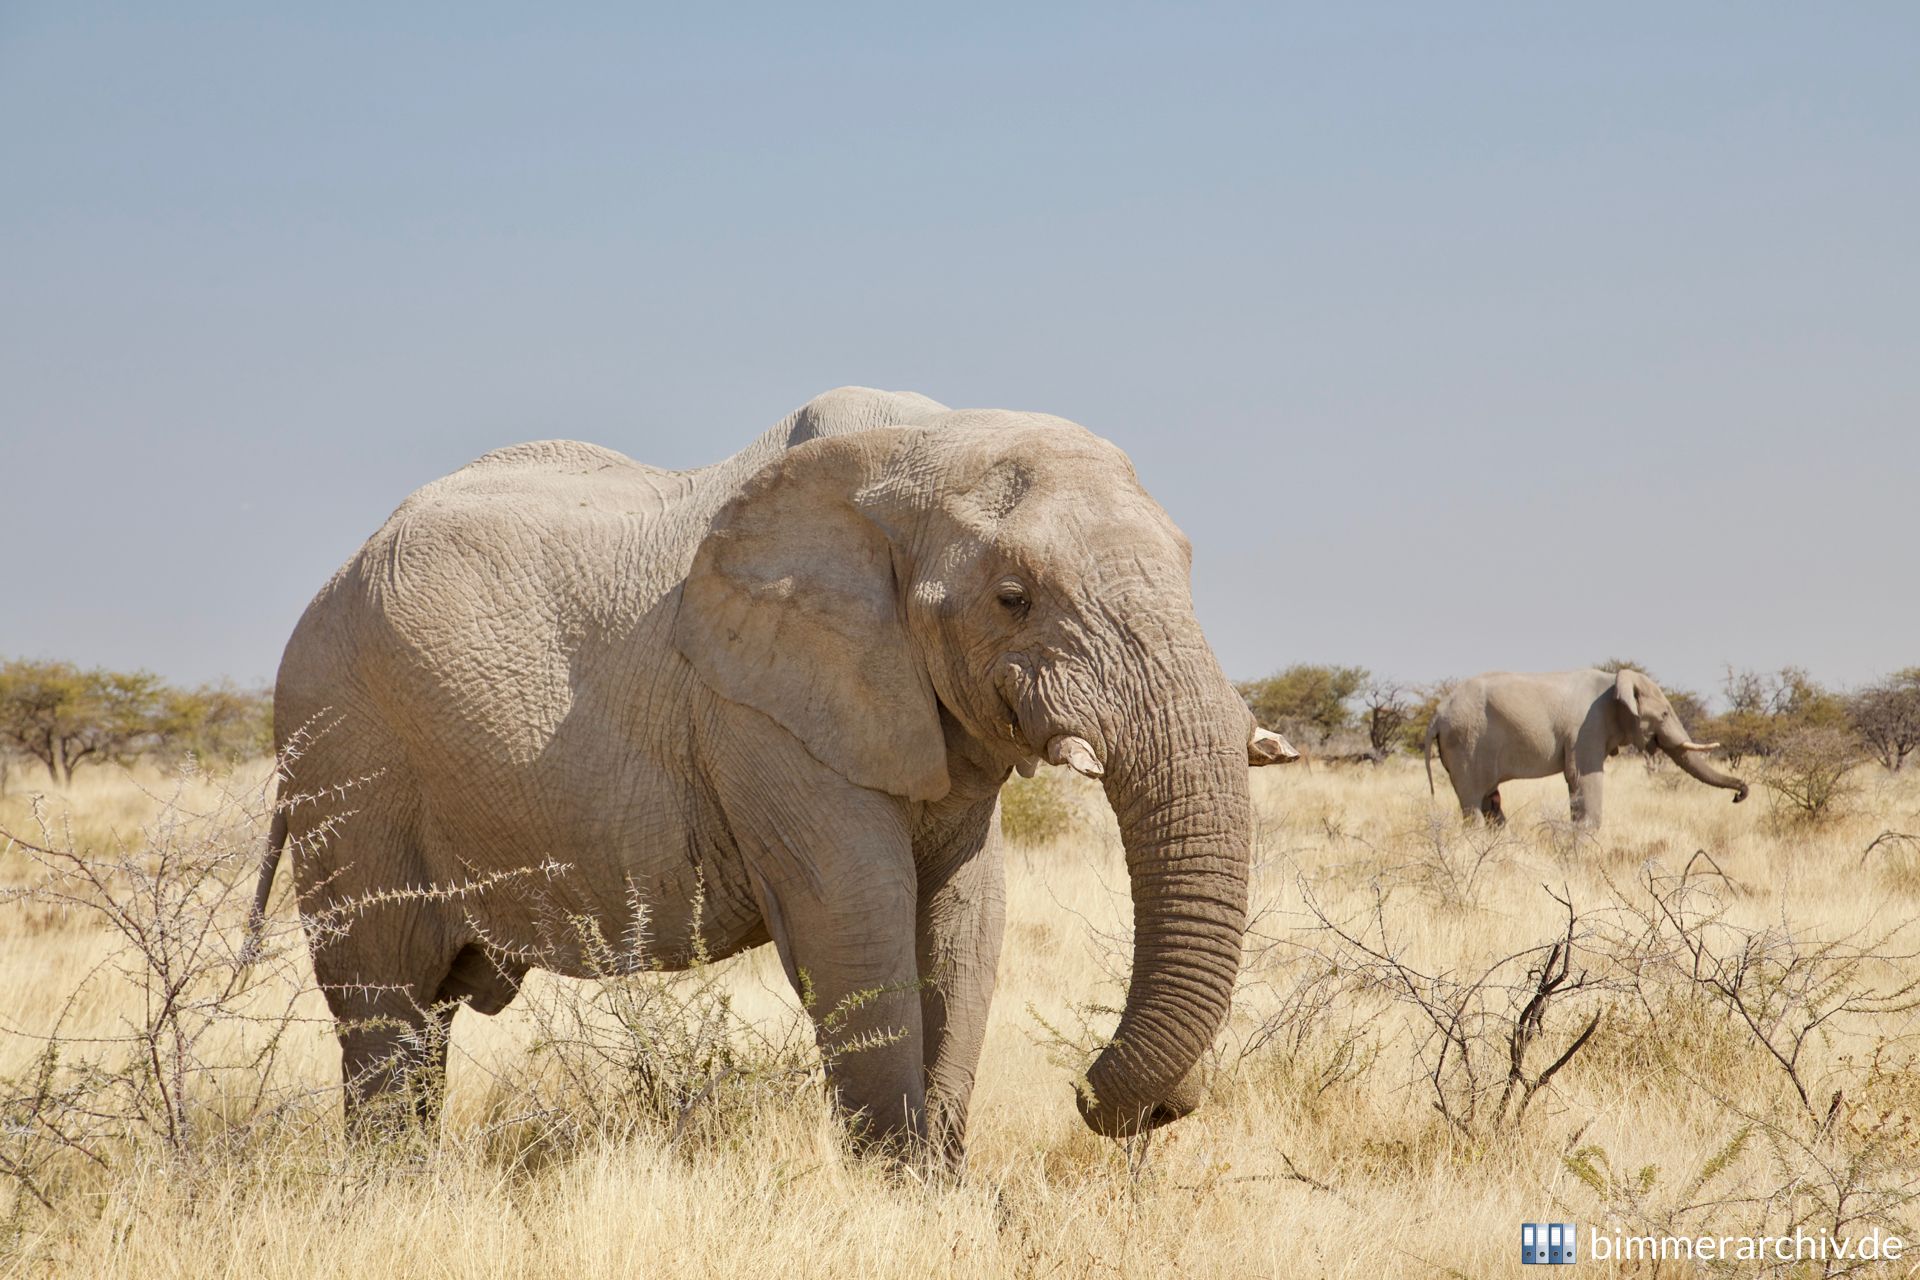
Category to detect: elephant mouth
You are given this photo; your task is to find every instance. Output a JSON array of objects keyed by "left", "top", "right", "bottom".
[
  {"left": 994, "top": 671, "right": 1046, "bottom": 775},
  {"left": 1003, "top": 718, "right": 1043, "bottom": 777},
  {"left": 1010, "top": 751, "right": 1041, "bottom": 778}
]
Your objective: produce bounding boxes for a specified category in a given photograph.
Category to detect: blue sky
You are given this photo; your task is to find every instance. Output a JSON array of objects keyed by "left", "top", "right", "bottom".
[{"left": 3, "top": 4, "right": 1915, "bottom": 700}]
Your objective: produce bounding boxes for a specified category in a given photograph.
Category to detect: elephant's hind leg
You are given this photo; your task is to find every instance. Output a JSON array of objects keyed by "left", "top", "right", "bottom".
[
  {"left": 1481, "top": 788, "right": 1506, "bottom": 826},
  {"left": 319, "top": 960, "right": 460, "bottom": 1140},
  {"left": 326, "top": 938, "right": 521, "bottom": 1140},
  {"left": 307, "top": 858, "right": 466, "bottom": 1139},
  {"left": 1438, "top": 739, "right": 1491, "bottom": 824}
]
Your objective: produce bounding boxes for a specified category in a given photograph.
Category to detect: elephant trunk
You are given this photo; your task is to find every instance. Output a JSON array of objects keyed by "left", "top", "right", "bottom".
[
  {"left": 1076, "top": 692, "right": 1251, "bottom": 1137},
  {"left": 1657, "top": 728, "right": 1750, "bottom": 802}
]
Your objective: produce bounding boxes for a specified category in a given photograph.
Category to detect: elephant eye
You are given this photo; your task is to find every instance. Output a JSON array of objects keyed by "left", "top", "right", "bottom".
[{"left": 996, "top": 582, "right": 1030, "bottom": 615}]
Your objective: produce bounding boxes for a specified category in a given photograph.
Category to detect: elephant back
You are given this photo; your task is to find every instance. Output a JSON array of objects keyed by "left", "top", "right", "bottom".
[{"left": 276, "top": 389, "right": 957, "bottom": 765}]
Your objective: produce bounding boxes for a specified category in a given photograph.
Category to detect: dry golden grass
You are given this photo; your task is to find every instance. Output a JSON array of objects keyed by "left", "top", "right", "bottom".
[{"left": 5, "top": 754, "right": 1920, "bottom": 1277}]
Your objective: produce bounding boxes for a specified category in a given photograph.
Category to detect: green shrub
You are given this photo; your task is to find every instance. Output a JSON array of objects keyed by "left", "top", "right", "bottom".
[
  {"left": 1760, "top": 727, "right": 1863, "bottom": 825},
  {"left": 1237, "top": 664, "right": 1368, "bottom": 745},
  {"left": 1707, "top": 666, "right": 1854, "bottom": 764},
  {"left": 998, "top": 773, "right": 1077, "bottom": 846}
]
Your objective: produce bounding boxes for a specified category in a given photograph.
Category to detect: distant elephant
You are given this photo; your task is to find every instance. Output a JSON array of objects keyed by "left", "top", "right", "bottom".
[
  {"left": 253, "top": 387, "right": 1280, "bottom": 1164},
  {"left": 1423, "top": 668, "right": 1748, "bottom": 829}
]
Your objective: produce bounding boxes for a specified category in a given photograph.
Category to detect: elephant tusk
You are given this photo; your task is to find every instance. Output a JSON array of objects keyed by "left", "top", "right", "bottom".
[
  {"left": 1249, "top": 727, "right": 1300, "bottom": 765},
  {"left": 1680, "top": 740, "right": 1721, "bottom": 752},
  {"left": 1045, "top": 734, "right": 1105, "bottom": 779}
]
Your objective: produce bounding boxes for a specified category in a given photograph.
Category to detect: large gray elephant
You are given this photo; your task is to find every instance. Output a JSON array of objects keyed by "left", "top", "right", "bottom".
[
  {"left": 1423, "top": 668, "right": 1748, "bottom": 829},
  {"left": 254, "top": 387, "right": 1280, "bottom": 1163}
]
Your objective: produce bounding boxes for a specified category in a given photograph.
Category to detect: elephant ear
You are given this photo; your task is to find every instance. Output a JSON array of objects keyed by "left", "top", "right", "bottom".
[
  {"left": 674, "top": 432, "right": 950, "bottom": 802},
  {"left": 1615, "top": 669, "right": 1642, "bottom": 717}
]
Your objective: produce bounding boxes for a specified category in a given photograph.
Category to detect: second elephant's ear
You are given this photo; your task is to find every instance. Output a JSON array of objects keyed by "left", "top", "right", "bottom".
[
  {"left": 1615, "top": 668, "right": 1641, "bottom": 717},
  {"left": 673, "top": 432, "right": 950, "bottom": 801}
]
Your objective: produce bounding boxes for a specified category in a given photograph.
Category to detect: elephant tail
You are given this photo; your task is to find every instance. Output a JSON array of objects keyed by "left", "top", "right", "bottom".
[
  {"left": 242, "top": 804, "right": 288, "bottom": 966},
  {"left": 1423, "top": 721, "right": 1439, "bottom": 796}
]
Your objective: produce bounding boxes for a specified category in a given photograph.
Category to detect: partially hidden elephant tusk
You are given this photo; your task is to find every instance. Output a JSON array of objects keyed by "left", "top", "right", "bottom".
[
  {"left": 1013, "top": 757, "right": 1039, "bottom": 778},
  {"left": 1249, "top": 727, "right": 1300, "bottom": 765},
  {"left": 1679, "top": 740, "right": 1722, "bottom": 752},
  {"left": 1045, "top": 734, "right": 1105, "bottom": 779}
]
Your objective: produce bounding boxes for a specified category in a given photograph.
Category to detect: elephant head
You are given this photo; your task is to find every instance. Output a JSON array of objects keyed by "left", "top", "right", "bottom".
[
  {"left": 676, "top": 414, "right": 1254, "bottom": 1137},
  {"left": 1611, "top": 669, "right": 1749, "bottom": 803}
]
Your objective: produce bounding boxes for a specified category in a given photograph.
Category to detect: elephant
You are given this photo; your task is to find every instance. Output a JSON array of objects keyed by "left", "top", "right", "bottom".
[
  {"left": 1423, "top": 668, "right": 1749, "bottom": 830},
  {"left": 252, "top": 386, "right": 1283, "bottom": 1165}
]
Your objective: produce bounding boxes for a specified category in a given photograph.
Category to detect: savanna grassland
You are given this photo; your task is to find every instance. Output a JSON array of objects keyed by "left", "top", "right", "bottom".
[{"left": 5, "top": 754, "right": 1920, "bottom": 1278}]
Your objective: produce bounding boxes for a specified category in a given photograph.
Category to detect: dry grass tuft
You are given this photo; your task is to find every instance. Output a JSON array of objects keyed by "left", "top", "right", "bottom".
[{"left": 6, "top": 756, "right": 1920, "bottom": 1276}]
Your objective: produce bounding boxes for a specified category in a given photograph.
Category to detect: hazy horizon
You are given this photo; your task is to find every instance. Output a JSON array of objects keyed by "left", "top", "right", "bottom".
[{"left": 4, "top": 6, "right": 1915, "bottom": 700}]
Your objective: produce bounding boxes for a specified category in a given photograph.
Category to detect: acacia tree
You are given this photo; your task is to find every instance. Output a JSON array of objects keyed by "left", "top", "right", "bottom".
[
  {"left": 1850, "top": 669, "right": 1920, "bottom": 773},
  {"left": 1359, "top": 680, "right": 1412, "bottom": 760},
  {"left": 1237, "top": 664, "right": 1368, "bottom": 746},
  {"left": 154, "top": 681, "right": 273, "bottom": 763},
  {"left": 1708, "top": 665, "right": 1851, "bottom": 764},
  {"left": 0, "top": 659, "right": 166, "bottom": 786}
]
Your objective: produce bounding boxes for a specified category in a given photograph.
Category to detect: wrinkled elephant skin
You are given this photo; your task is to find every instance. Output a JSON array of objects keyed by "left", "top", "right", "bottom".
[{"left": 261, "top": 387, "right": 1258, "bottom": 1163}]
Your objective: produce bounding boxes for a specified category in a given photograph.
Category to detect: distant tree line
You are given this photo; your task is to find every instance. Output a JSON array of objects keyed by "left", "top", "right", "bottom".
[
  {"left": 6, "top": 648, "right": 1913, "bottom": 789},
  {"left": 1238, "top": 659, "right": 1920, "bottom": 774},
  {"left": 0, "top": 658, "right": 272, "bottom": 787},
  {"left": 1236, "top": 665, "right": 1443, "bottom": 763}
]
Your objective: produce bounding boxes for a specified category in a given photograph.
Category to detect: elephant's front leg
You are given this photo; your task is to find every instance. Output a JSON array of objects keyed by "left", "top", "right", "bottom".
[
  {"left": 914, "top": 803, "right": 1007, "bottom": 1169},
  {"left": 751, "top": 843, "right": 927, "bottom": 1152},
  {"left": 1566, "top": 765, "right": 1605, "bottom": 829},
  {"left": 709, "top": 722, "right": 929, "bottom": 1154}
]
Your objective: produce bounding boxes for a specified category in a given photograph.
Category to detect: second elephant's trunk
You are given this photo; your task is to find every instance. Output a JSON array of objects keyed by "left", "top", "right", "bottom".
[{"left": 1658, "top": 731, "right": 1750, "bottom": 802}]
